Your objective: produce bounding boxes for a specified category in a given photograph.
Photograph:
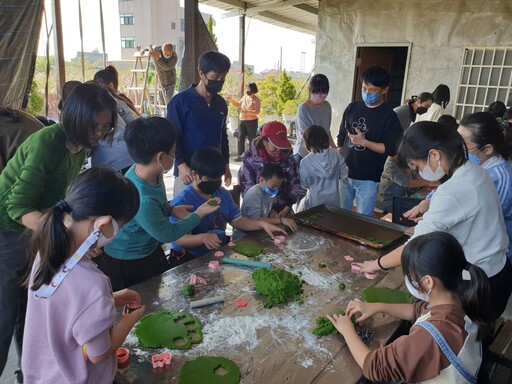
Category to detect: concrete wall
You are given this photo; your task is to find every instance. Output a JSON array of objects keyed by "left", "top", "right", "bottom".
[{"left": 316, "top": 0, "right": 512, "bottom": 135}]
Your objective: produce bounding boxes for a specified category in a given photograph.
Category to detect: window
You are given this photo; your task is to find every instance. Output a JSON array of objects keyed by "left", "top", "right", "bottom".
[
  {"left": 180, "top": 18, "right": 185, "bottom": 32},
  {"left": 120, "top": 13, "right": 134, "bottom": 25},
  {"left": 171, "top": 22, "right": 176, "bottom": 30},
  {"left": 454, "top": 47, "right": 512, "bottom": 120},
  {"left": 121, "top": 37, "right": 135, "bottom": 48}
]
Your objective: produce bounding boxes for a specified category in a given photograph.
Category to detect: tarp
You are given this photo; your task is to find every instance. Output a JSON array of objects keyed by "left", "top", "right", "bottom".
[{"left": 0, "top": 0, "right": 44, "bottom": 108}]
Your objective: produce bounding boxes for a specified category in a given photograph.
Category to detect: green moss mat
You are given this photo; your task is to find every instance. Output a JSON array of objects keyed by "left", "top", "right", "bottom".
[
  {"left": 232, "top": 242, "right": 265, "bottom": 258},
  {"left": 363, "top": 287, "right": 414, "bottom": 304},
  {"left": 252, "top": 268, "right": 303, "bottom": 308}
]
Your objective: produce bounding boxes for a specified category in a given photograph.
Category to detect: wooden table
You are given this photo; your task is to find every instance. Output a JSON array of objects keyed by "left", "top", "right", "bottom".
[{"left": 115, "top": 224, "right": 408, "bottom": 384}]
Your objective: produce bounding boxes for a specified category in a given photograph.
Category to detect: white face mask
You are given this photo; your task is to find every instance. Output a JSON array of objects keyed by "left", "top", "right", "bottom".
[
  {"left": 419, "top": 153, "right": 445, "bottom": 181},
  {"left": 310, "top": 93, "right": 327, "bottom": 104},
  {"left": 405, "top": 275, "right": 432, "bottom": 302},
  {"left": 96, "top": 217, "right": 119, "bottom": 248}
]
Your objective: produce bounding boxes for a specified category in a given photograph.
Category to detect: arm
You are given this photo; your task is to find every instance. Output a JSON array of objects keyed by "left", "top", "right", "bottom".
[
  {"left": 358, "top": 243, "right": 405, "bottom": 273},
  {"left": 348, "top": 129, "right": 386, "bottom": 154},
  {"left": 226, "top": 97, "right": 242, "bottom": 108},
  {"left": 252, "top": 96, "right": 261, "bottom": 115},
  {"left": 231, "top": 217, "right": 287, "bottom": 238},
  {"left": 239, "top": 159, "right": 258, "bottom": 196},
  {"left": 336, "top": 106, "right": 350, "bottom": 148},
  {"left": 20, "top": 211, "right": 43, "bottom": 231},
  {"left": 167, "top": 97, "right": 185, "bottom": 169},
  {"left": 174, "top": 233, "right": 222, "bottom": 250},
  {"left": 285, "top": 157, "right": 301, "bottom": 206},
  {"left": 153, "top": 52, "right": 178, "bottom": 71}
]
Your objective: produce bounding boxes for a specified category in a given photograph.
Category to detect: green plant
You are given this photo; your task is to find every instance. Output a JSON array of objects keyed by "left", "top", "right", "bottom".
[
  {"left": 277, "top": 70, "right": 296, "bottom": 115},
  {"left": 26, "top": 81, "right": 44, "bottom": 116}
]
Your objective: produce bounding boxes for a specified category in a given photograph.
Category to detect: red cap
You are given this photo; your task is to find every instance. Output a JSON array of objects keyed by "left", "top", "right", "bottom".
[{"left": 261, "top": 121, "right": 291, "bottom": 149}]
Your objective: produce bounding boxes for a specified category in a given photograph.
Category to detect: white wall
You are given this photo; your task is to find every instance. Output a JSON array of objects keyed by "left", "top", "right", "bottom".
[{"left": 316, "top": 0, "right": 512, "bottom": 135}]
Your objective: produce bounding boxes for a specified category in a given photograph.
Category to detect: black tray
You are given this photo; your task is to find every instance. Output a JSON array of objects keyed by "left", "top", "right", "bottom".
[{"left": 293, "top": 204, "right": 407, "bottom": 249}]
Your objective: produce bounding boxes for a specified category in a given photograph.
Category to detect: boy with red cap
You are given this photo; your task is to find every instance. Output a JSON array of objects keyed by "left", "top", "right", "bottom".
[{"left": 238, "top": 121, "right": 301, "bottom": 217}]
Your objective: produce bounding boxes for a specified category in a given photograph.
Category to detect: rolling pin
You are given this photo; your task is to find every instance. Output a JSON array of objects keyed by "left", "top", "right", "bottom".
[
  {"left": 221, "top": 257, "right": 272, "bottom": 269},
  {"left": 190, "top": 295, "right": 225, "bottom": 308}
]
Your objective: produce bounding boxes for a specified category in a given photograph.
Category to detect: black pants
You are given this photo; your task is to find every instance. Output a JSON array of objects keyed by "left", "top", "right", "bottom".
[
  {"left": 489, "top": 259, "right": 512, "bottom": 318},
  {"left": 238, "top": 119, "right": 258, "bottom": 156},
  {"left": 96, "top": 247, "right": 194, "bottom": 291}
]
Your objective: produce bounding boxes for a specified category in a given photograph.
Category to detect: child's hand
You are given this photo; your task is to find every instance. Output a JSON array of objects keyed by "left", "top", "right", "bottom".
[
  {"left": 354, "top": 260, "right": 380, "bottom": 274},
  {"left": 346, "top": 299, "right": 378, "bottom": 323},
  {"left": 113, "top": 289, "right": 141, "bottom": 308},
  {"left": 403, "top": 199, "right": 430, "bottom": 221},
  {"left": 123, "top": 304, "right": 146, "bottom": 324},
  {"left": 268, "top": 210, "right": 279, "bottom": 218},
  {"left": 259, "top": 221, "right": 287, "bottom": 239},
  {"left": 170, "top": 205, "right": 193, "bottom": 219},
  {"left": 281, "top": 218, "right": 298, "bottom": 231},
  {"left": 201, "top": 233, "right": 222, "bottom": 250},
  {"left": 326, "top": 312, "right": 355, "bottom": 336},
  {"left": 195, "top": 198, "right": 221, "bottom": 218},
  {"left": 277, "top": 206, "right": 291, "bottom": 218}
]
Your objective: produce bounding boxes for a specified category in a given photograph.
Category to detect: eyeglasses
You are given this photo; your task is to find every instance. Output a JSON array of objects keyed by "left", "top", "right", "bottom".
[
  {"left": 408, "top": 162, "right": 418, "bottom": 172},
  {"left": 94, "top": 124, "right": 114, "bottom": 137}
]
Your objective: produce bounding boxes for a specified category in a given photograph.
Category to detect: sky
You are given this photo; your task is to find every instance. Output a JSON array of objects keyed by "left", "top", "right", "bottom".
[{"left": 37, "top": 0, "right": 316, "bottom": 74}]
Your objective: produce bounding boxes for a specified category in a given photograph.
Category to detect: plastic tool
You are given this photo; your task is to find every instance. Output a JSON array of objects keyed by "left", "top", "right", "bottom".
[
  {"left": 117, "top": 348, "right": 130, "bottom": 367},
  {"left": 190, "top": 295, "right": 225, "bottom": 308},
  {"left": 152, "top": 351, "right": 172, "bottom": 368},
  {"left": 221, "top": 257, "right": 272, "bottom": 269}
]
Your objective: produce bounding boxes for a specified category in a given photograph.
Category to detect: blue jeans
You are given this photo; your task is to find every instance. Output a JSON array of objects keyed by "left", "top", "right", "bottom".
[{"left": 340, "top": 178, "right": 379, "bottom": 216}]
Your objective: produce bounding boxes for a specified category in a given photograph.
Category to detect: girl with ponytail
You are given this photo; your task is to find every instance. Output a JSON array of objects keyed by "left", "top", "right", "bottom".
[
  {"left": 22, "top": 167, "right": 144, "bottom": 383},
  {"left": 328, "top": 232, "right": 492, "bottom": 384}
]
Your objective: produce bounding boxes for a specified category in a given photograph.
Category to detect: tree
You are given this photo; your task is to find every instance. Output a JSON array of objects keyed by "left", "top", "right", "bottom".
[
  {"left": 258, "top": 75, "right": 279, "bottom": 116},
  {"left": 207, "top": 16, "right": 218, "bottom": 48},
  {"left": 26, "top": 80, "right": 44, "bottom": 116},
  {"left": 276, "top": 70, "right": 296, "bottom": 115}
]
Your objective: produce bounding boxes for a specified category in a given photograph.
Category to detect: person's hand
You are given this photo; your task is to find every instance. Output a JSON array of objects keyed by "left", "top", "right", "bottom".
[
  {"left": 277, "top": 206, "right": 291, "bottom": 218},
  {"left": 170, "top": 205, "right": 193, "bottom": 219},
  {"left": 281, "top": 217, "right": 298, "bottom": 231},
  {"left": 260, "top": 221, "right": 287, "bottom": 239},
  {"left": 195, "top": 198, "right": 221, "bottom": 218},
  {"left": 403, "top": 199, "right": 430, "bottom": 222},
  {"left": 354, "top": 259, "right": 380, "bottom": 274},
  {"left": 86, "top": 247, "right": 103, "bottom": 259},
  {"left": 201, "top": 233, "right": 222, "bottom": 250},
  {"left": 122, "top": 304, "right": 146, "bottom": 323},
  {"left": 178, "top": 164, "right": 194, "bottom": 185},
  {"left": 113, "top": 289, "right": 141, "bottom": 308},
  {"left": 268, "top": 210, "right": 279, "bottom": 218},
  {"left": 346, "top": 299, "right": 379, "bottom": 323},
  {"left": 326, "top": 312, "right": 356, "bottom": 337},
  {"left": 150, "top": 50, "right": 160, "bottom": 60},
  {"left": 224, "top": 167, "right": 232, "bottom": 187},
  {"left": 347, "top": 128, "right": 366, "bottom": 146}
]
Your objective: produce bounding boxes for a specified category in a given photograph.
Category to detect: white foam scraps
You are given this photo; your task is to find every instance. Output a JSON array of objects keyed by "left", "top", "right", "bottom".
[
  {"left": 296, "top": 267, "right": 344, "bottom": 289},
  {"left": 301, "top": 358, "right": 313, "bottom": 368},
  {"left": 282, "top": 233, "right": 330, "bottom": 253}
]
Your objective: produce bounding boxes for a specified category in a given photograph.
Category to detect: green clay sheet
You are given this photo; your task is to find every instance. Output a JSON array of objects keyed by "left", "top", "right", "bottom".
[
  {"left": 232, "top": 242, "right": 265, "bottom": 257},
  {"left": 363, "top": 287, "right": 414, "bottom": 304},
  {"left": 179, "top": 356, "right": 241, "bottom": 384},
  {"left": 135, "top": 310, "right": 203, "bottom": 350},
  {"left": 252, "top": 268, "right": 303, "bottom": 308}
]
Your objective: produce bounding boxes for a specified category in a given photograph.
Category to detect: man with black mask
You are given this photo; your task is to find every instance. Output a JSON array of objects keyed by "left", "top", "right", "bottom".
[{"left": 167, "top": 51, "right": 232, "bottom": 197}]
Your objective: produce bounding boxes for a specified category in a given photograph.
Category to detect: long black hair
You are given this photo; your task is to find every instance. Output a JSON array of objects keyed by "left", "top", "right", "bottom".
[
  {"left": 402, "top": 232, "right": 494, "bottom": 339},
  {"left": 432, "top": 84, "right": 450, "bottom": 108},
  {"left": 460, "top": 111, "right": 512, "bottom": 160},
  {"left": 397, "top": 121, "right": 467, "bottom": 179},
  {"left": 27, "top": 167, "right": 140, "bottom": 290}
]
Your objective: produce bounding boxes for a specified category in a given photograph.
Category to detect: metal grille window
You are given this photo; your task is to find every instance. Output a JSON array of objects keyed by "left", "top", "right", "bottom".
[
  {"left": 120, "top": 13, "right": 134, "bottom": 25},
  {"left": 454, "top": 47, "right": 512, "bottom": 120},
  {"left": 171, "top": 22, "right": 176, "bottom": 30},
  {"left": 180, "top": 18, "right": 185, "bottom": 32},
  {"left": 121, "top": 37, "right": 135, "bottom": 48}
]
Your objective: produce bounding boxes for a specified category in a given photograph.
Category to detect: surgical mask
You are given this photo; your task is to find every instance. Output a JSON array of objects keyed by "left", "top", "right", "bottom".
[
  {"left": 419, "top": 153, "right": 445, "bottom": 181},
  {"left": 163, "top": 52, "right": 173, "bottom": 59},
  {"left": 361, "top": 90, "right": 380, "bottom": 105},
  {"left": 159, "top": 153, "right": 174, "bottom": 174},
  {"left": 310, "top": 93, "right": 327, "bottom": 105},
  {"left": 96, "top": 217, "right": 119, "bottom": 248},
  {"left": 205, "top": 79, "right": 225, "bottom": 94},
  {"left": 405, "top": 275, "right": 432, "bottom": 302},
  {"left": 468, "top": 147, "right": 484, "bottom": 165},
  {"left": 198, "top": 179, "right": 222, "bottom": 195},
  {"left": 262, "top": 185, "right": 279, "bottom": 198},
  {"left": 416, "top": 106, "right": 428, "bottom": 115}
]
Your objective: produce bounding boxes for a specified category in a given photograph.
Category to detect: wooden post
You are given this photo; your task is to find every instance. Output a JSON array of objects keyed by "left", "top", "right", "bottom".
[{"left": 51, "top": 0, "right": 66, "bottom": 98}]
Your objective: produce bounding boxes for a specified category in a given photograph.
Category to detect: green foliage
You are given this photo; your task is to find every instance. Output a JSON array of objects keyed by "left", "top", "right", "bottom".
[
  {"left": 312, "top": 316, "right": 337, "bottom": 336},
  {"left": 207, "top": 16, "right": 218, "bottom": 48},
  {"left": 276, "top": 70, "right": 296, "bottom": 115},
  {"left": 182, "top": 284, "right": 195, "bottom": 297},
  {"left": 258, "top": 75, "right": 279, "bottom": 116},
  {"left": 26, "top": 81, "right": 44, "bottom": 116},
  {"left": 252, "top": 268, "right": 303, "bottom": 308}
]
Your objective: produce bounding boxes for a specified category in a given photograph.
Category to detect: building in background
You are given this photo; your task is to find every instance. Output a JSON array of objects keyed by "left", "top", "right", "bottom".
[{"left": 118, "top": 0, "right": 211, "bottom": 65}]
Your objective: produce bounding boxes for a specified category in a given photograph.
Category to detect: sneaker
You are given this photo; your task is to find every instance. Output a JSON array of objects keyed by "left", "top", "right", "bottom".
[
  {"left": 14, "top": 369, "right": 23, "bottom": 383},
  {"left": 233, "top": 157, "right": 242, "bottom": 162}
]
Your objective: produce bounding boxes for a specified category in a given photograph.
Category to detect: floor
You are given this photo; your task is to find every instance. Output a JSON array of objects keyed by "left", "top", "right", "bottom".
[{"left": 2, "top": 157, "right": 512, "bottom": 383}]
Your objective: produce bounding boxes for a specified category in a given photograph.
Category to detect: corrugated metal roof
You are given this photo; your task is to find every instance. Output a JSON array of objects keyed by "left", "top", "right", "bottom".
[{"left": 200, "top": 0, "right": 318, "bottom": 35}]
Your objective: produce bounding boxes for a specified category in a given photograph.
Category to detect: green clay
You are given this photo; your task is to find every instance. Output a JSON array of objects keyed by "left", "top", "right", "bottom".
[
  {"left": 312, "top": 316, "right": 337, "bottom": 336},
  {"left": 135, "top": 310, "right": 203, "bottom": 350},
  {"left": 338, "top": 282, "right": 346, "bottom": 291},
  {"left": 183, "top": 284, "right": 195, "bottom": 297},
  {"left": 363, "top": 287, "right": 414, "bottom": 304},
  {"left": 207, "top": 200, "right": 219, "bottom": 206},
  {"left": 318, "top": 263, "right": 327, "bottom": 269},
  {"left": 232, "top": 242, "right": 265, "bottom": 258},
  {"left": 252, "top": 268, "right": 303, "bottom": 308},
  {"left": 179, "top": 356, "right": 241, "bottom": 384}
]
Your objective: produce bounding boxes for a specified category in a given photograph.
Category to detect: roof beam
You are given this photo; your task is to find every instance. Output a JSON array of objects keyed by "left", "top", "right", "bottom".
[
  {"left": 293, "top": 3, "right": 318, "bottom": 15},
  {"left": 259, "top": 10, "right": 315, "bottom": 34},
  {"left": 245, "top": 0, "right": 308, "bottom": 16}
]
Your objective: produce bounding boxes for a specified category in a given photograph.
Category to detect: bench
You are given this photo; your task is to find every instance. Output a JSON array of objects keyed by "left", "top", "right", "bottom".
[{"left": 487, "top": 317, "right": 512, "bottom": 369}]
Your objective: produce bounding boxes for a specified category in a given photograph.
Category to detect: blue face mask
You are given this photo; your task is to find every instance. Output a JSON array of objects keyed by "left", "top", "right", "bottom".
[
  {"left": 262, "top": 185, "right": 279, "bottom": 198},
  {"left": 362, "top": 90, "right": 381, "bottom": 105},
  {"left": 468, "top": 147, "right": 484, "bottom": 165}
]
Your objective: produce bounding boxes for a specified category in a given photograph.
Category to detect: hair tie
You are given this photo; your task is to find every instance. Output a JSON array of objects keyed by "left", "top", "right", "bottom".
[
  {"left": 464, "top": 262, "right": 472, "bottom": 271},
  {"left": 56, "top": 200, "right": 72, "bottom": 213}
]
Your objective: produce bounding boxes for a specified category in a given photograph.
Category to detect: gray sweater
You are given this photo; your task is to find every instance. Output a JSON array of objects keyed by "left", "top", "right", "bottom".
[
  {"left": 294, "top": 101, "right": 332, "bottom": 158},
  {"left": 241, "top": 184, "right": 275, "bottom": 219}
]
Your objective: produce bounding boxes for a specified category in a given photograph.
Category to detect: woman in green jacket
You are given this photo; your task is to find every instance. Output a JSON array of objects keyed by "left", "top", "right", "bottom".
[{"left": 0, "top": 82, "right": 117, "bottom": 379}]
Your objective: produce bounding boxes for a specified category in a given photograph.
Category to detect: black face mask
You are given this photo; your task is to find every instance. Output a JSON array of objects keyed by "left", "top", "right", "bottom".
[
  {"left": 417, "top": 106, "right": 428, "bottom": 115},
  {"left": 205, "top": 79, "right": 224, "bottom": 94},
  {"left": 198, "top": 179, "right": 222, "bottom": 195},
  {"left": 246, "top": 91, "right": 253, "bottom": 96}
]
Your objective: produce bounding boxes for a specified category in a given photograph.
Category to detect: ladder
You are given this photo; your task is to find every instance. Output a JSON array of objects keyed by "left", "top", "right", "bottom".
[{"left": 127, "top": 48, "right": 167, "bottom": 116}]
